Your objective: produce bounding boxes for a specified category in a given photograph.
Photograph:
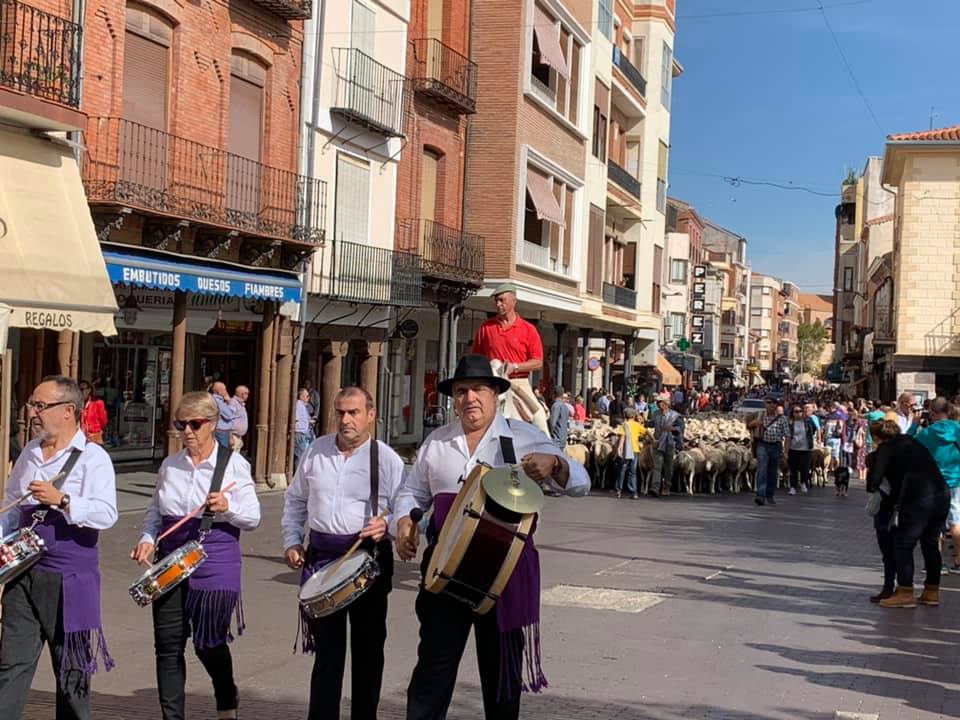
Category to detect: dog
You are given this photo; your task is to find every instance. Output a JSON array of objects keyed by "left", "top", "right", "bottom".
[{"left": 834, "top": 465, "right": 851, "bottom": 498}]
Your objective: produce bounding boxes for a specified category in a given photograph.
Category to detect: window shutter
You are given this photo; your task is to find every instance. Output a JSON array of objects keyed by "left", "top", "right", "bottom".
[
  {"left": 229, "top": 75, "right": 263, "bottom": 161},
  {"left": 587, "top": 204, "right": 604, "bottom": 295},
  {"left": 420, "top": 149, "right": 440, "bottom": 223},
  {"left": 657, "top": 141, "right": 668, "bottom": 181},
  {"left": 352, "top": 0, "right": 375, "bottom": 57},
  {"left": 122, "top": 31, "right": 169, "bottom": 128},
  {"left": 562, "top": 185, "right": 574, "bottom": 267},
  {"left": 335, "top": 154, "right": 371, "bottom": 246},
  {"left": 623, "top": 241, "right": 636, "bottom": 283},
  {"left": 550, "top": 180, "right": 562, "bottom": 259}
]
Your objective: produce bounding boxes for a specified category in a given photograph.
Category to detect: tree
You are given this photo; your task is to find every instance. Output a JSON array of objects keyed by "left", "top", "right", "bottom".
[{"left": 794, "top": 320, "right": 829, "bottom": 377}]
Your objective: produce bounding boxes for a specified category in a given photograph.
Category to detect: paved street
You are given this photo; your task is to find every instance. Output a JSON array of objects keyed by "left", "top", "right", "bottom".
[{"left": 21, "top": 483, "right": 960, "bottom": 719}]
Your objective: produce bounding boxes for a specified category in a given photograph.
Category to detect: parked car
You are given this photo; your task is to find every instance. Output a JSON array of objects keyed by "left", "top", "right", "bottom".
[{"left": 732, "top": 398, "right": 766, "bottom": 415}]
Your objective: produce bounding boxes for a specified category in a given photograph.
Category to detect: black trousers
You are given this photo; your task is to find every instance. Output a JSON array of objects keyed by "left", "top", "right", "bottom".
[
  {"left": 307, "top": 576, "right": 389, "bottom": 720},
  {"left": 787, "top": 449, "right": 812, "bottom": 489},
  {"left": 0, "top": 569, "right": 90, "bottom": 720},
  {"left": 152, "top": 581, "right": 237, "bottom": 720},
  {"left": 894, "top": 500, "right": 949, "bottom": 588},
  {"left": 873, "top": 506, "right": 896, "bottom": 593},
  {"left": 406, "top": 588, "right": 522, "bottom": 720}
]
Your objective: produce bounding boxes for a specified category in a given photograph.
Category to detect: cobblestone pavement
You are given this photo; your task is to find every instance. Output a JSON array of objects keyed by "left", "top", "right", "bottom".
[{"left": 20, "top": 482, "right": 960, "bottom": 719}]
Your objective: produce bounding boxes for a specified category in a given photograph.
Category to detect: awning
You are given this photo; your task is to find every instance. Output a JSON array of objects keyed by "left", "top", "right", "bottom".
[
  {"left": 0, "top": 130, "right": 118, "bottom": 336},
  {"left": 655, "top": 353, "right": 682, "bottom": 385},
  {"left": 532, "top": 4, "right": 570, "bottom": 79},
  {"left": 101, "top": 246, "right": 303, "bottom": 304},
  {"left": 526, "top": 167, "right": 565, "bottom": 226}
]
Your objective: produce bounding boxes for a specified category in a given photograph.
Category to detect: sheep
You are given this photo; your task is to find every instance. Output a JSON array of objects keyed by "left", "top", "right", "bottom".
[
  {"left": 810, "top": 447, "right": 831, "bottom": 487},
  {"left": 700, "top": 442, "right": 727, "bottom": 495}
]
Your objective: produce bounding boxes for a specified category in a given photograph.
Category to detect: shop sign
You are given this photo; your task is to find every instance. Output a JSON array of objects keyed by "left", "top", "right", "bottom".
[
  {"left": 106, "top": 261, "right": 301, "bottom": 303},
  {"left": 115, "top": 288, "right": 264, "bottom": 315}
]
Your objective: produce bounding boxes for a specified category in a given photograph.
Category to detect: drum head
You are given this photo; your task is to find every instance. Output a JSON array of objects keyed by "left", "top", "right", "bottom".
[
  {"left": 300, "top": 551, "right": 372, "bottom": 600},
  {"left": 425, "top": 465, "right": 486, "bottom": 585}
]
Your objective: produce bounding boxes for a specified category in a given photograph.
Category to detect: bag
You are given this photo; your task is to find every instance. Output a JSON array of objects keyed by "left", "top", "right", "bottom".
[{"left": 854, "top": 427, "right": 865, "bottom": 449}]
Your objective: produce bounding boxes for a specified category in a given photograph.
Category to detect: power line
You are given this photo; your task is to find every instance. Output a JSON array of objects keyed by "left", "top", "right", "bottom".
[
  {"left": 818, "top": 2, "right": 885, "bottom": 135},
  {"left": 679, "top": 0, "right": 871, "bottom": 20}
]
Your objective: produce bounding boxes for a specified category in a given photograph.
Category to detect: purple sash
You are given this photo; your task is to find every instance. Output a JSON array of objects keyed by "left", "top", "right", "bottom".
[
  {"left": 294, "top": 529, "right": 357, "bottom": 654},
  {"left": 431, "top": 492, "right": 547, "bottom": 698},
  {"left": 159, "top": 515, "right": 244, "bottom": 649},
  {"left": 19, "top": 506, "right": 114, "bottom": 679}
]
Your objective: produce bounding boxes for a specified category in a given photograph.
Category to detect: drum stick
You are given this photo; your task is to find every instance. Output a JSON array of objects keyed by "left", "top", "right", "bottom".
[
  {"left": 327, "top": 513, "right": 385, "bottom": 578},
  {"left": 154, "top": 482, "right": 238, "bottom": 545},
  {"left": 0, "top": 467, "right": 73, "bottom": 515}
]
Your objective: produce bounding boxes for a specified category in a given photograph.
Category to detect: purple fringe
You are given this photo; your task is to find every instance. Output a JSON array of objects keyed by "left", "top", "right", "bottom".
[
  {"left": 61, "top": 627, "right": 115, "bottom": 681},
  {"left": 498, "top": 623, "right": 548, "bottom": 699},
  {"left": 185, "top": 588, "right": 244, "bottom": 650}
]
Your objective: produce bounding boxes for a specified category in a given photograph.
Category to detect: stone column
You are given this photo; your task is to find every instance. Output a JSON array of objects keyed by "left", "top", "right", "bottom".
[
  {"left": 57, "top": 330, "right": 74, "bottom": 378},
  {"left": 437, "top": 304, "right": 450, "bottom": 382},
  {"left": 166, "top": 291, "right": 187, "bottom": 456},
  {"left": 33, "top": 330, "right": 45, "bottom": 387},
  {"left": 270, "top": 317, "right": 294, "bottom": 483},
  {"left": 553, "top": 323, "right": 568, "bottom": 390},
  {"left": 361, "top": 341, "right": 384, "bottom": 410},
  {"left": 623, "top": 335, "right": 634, "bottom": 396},
  {"left": 320, "top": 339, "right": 348, "bottom": 435},
  {"left": 255, "top": 301, "right": 276, "bottom": 485},
  {"left": 602, "top": 331, "right": 613, "bottom": 392},
  {"left": 579, "top": 328, "right": 591, "bottom": 398}
]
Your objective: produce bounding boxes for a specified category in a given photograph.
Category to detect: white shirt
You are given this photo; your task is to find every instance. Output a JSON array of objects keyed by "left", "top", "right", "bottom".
[
  {"left": 0, "top": 429, "right": 118, "bottom": 537},
  {"left": 295, "top": 400, "right": 311, "bottom": 434},
  {"left": 281, "top": 434, "right": 405, "bottom": 550},
  {"left": 393, "top": 413, "right": 589, "bottom": 534},
  {"left": 139, "top": 444, "right": 261, "bottom": 544}
]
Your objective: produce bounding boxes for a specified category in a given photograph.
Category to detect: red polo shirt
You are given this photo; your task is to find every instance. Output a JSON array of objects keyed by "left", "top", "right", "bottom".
[{"left": 471, "top": 315, "right": 543, "bottom": 378}]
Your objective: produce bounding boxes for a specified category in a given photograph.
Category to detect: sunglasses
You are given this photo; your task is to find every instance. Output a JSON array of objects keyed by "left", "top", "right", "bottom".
[{"left": 173, "top": 418, "right": 211, "bottom": 432}]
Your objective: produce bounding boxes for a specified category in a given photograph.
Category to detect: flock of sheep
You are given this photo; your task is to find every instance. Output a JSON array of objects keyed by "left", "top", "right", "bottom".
[{"left": 564, "top": 412, "right": 833, "bottom": 495}]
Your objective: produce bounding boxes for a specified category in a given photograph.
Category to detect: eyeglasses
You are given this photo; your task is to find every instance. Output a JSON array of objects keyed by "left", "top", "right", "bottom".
[
  {"left": 26, "top": 400, "right": 73, "bottom": 413},
  {"left": 173, "top": 418, "right": 211, "bottom": 432}
]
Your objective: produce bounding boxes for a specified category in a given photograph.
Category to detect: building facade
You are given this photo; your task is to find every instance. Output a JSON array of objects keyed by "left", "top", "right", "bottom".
[
  {"left": 798, "top": 292, "right": 835, "bottom": 375},
  {"left": 703, "top": 221, "right": 750, "bottom": 386}
]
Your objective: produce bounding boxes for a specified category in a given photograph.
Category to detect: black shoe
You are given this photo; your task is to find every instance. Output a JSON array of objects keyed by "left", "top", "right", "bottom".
[
  {"left": 870, "top": 589, "right": 894, "bottom": 603},
  {"left": 647, "top": 489, "right": 660, "bottom": 498},
  {"left": 767, "top": 497, "right": 776, "bottom": 505},
  {"left": 754, "top": 496, "right": 765, "bottom": 506}
]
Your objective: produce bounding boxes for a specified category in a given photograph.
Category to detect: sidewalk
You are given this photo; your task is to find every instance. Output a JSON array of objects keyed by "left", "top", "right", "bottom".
[{"left": 20, "top": 485, "right": 960, "bottom": 719}]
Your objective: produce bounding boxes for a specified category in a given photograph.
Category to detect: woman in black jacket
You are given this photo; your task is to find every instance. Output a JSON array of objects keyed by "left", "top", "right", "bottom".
[{"left": 868, "top": 420, "right": 950, "bottom": 608}]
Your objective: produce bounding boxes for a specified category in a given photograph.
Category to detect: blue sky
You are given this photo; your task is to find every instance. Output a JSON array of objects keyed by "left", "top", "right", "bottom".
[{"left": 669, "top": 0, "right": 958, "bottom": 295}]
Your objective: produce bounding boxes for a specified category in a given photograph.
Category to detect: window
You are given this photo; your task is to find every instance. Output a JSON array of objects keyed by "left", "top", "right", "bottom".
[
  {"left": 351, "top": 0, "right": 375, "bottom": 56},
  {"left": 523, "top": 164, "right": 576, "bottom": 275},
  {"left": 228, "top": 52, "right": 267, "bottom": 214},
  {"left": 668, "top": 313, "right": 685, "bottom": 340},
  {"left": 591, "top": 80, "right": 608, "bottom": 159},
  {"left": 420, "top": 148, "right": 441, "bottom": 223},
  {"left": 751, "top": 307, "right": 762, "bottom": 316},
  {"left": 656, "top": 141, "right": 668, "bottom": 213},
  {"left": 842, "top": 266, "right": 854, "bottom": 291},
  {"left": 759, "top": 351, "right": 770, "bottom": 361},
  {"left": 720, "top": 342, "right": 733, "bottom": 359},
  {"left": 669, "top": 258, "right": 687, "bottom": 284},
  {"left": 530, "top": 4, "right": 582, "bottom": 125},
  {"left": 598, "top": 0, "right": 612, "bottom": 39},
  {"left": 652, "top": 245, "right": 663, "bottom": 314},
  {"left": 660, "top": 41, "right": 673, "bottom": 110},
  {"left": 335, "top": 154, "right": 371, "bottom": 245},
  {"left": 761, "top": 286, "right": 771, "bottom": 295}
]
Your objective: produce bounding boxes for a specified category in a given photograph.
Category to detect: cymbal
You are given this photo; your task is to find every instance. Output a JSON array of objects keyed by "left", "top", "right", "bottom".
[{"left": 482, "top": 466, "right": 544, "bottom": 514}]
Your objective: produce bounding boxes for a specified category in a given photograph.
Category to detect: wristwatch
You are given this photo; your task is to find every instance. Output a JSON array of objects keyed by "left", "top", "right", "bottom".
[{"left": 58, "top": 493, "right": 71, "bottom": 511}]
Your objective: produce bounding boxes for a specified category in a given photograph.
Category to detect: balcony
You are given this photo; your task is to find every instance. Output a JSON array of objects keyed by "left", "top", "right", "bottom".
[
  {"left": 246, "top": 0, "right": 310, "bottom": 19},
  {"left": 611, "top": 46, "right": 646, "bottom": 98},
  {"left": 83, "top": 117, "right": 326, "bottom": 245},
  {"left": 330, "top": 48, "right": 405, "bottom": 137},
  {"left": 0, "top": 0, "right": 83, "bottom": 129},
  {"left": 602, "top": 282, "right": 637, "bottom": 310},
  {"left": 408, "top": 38, "right": 476, "bottom": 114},
  {"left": 874, "top": 304, "right": 895, "bottom": 343},
  {"left": 607, "top": 159, "right": 642, "bottom": 200},
  {"left": 330, "top": 240, "right": 421, "bottom": 306},
  {"left": 395, "top": 218, "right": 483, "bottom": 285}
]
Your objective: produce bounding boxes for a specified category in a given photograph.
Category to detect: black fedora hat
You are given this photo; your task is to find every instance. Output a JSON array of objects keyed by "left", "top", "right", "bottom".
[{"left": 438, "top": 354, "right": 512, "bottom": 396}]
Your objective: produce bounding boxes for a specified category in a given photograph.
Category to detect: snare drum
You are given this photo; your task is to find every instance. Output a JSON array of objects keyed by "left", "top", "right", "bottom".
[
  {"left": 128, "top": 540, "right": 207, "bottom": 607},
  {"left": 299, "top": 550, "right": 380, "bottom": 620},
  {"left": 0, "top": 528, "right": 45, "bottom": 586}
]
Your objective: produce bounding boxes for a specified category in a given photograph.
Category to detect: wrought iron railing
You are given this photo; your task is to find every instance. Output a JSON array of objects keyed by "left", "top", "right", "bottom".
[
  {"left": 246, "top": 0, "right": 310, "bottom": 20},
  {"left": 330, "top": 239, "right": 421, "bottom": 306},
  {"left": 330, "top": 48, "right": 405, "bottom": 137},
  {"left": 408, "top": 38, "right": 477, "bottom": 114},
  {"left": 874, "top": 304, "right": 894, "bottom": 342},
  {"left": 0, "top": 0, "right": 81, "bottom": 107},
  {"left": 607, "top": 159, "right": 641, "bottom": 200},
  {"left": 395, "top": 218, "right": 483, "bottom": 284},
  {"left": 602, "top": 282, "right": 637, "bottom": 310},
  {"left": 611, "top": 45, "right": 646, "bottom": 98},
  {"left": 82, "top": 117, "right": 326, "bottom": 244}
]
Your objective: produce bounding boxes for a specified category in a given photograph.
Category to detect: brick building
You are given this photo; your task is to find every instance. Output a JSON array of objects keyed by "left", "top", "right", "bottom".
[{"left": 703, "top": 220, "right": 750, "bottom": 386}]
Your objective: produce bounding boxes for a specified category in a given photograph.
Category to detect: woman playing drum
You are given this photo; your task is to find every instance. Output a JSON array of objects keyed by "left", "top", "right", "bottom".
[{"left": 130, "top": 391, "right": 261, "bottom": 720}]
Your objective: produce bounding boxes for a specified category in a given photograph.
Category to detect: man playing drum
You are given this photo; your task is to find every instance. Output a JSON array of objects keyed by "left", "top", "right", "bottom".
[
  {"left": 472, "top": 283, "right": 549, "bottom": 434},
  {"left": 0, "top": 376, "right": 118, "bottom": 720},
  {"left": 281, "top": 386, "right": 405, "bottom": 720},
  {"left": 395, "top": 355, "right": 589, "bottom": 720}
]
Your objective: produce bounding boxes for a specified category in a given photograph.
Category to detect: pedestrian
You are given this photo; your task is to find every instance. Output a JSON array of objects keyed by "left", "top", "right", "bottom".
[
  {"left": 597, "top": 390, "right": 610, "bottom": 416},
  {"left": 822, "top": 402, "right": 845, "bottom": 472},
  {"left": 130, "top": 391, "right": 260, "bottom": 720},
  {"left": 895, "top": 392, "right": 920, "bottom": 436},
  {"left": 865, "top": 449, "right": 896, "bottom": 603},
  {"left": 572, "top": 395, "right": 587, "bottom": 424},
  {"left": 78, "top": 380, "right": 108, "bottom": 445},
  {"left": 304, "top": 379, "right": 321, "bottom": 435},
  {"left": 635, "top": 393, "right": 648, "bottom": 419},
  {"left": 282, "top": 387, "right": 404, "bottom": 720},
  {"left": 607, "top": 393, "right": 623, "bottom": 420},
  {"left": 294, "top": 388, "right": 313, "bottom": 469},
  {"left": 0, "top": 375, "right": 118, "bottom": 719},
  {"left": 229, "top": 385, "right": 249, "bottom": 451},
  {"left": 547, "top": 387, "right": 571, "bottom": 449},
  {"left": 915, "top": 397, "right": 960, "bottom": 573},
  {"left": 786, "top": 403, "right": 817, "bottom": 495},
  {"left": 869, "top": 419, "right": 949, "bottom": 608},
  {"left": 616, "top": 408, "right": 644, "bottom": 499},
  {"left": 747, "top": 396, "right": 790, "bottom": 506},
  {"left": 841, "top": 409, "right": 860, "bottom": 470},
  {"left": 672, "top": 385, "right": 686, "bottom": 414},
  {"left": 649, "top": 398, "right": 679, "bottom": 497},
  {"left": 210, "top": 381, "right": 236, "bottom": 448},
  {"left": 850, "top": 409, "right": 869, "bottom": 482}
]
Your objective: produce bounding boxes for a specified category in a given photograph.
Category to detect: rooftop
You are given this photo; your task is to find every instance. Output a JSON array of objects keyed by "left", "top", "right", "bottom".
[{"left": 888, "top": 124, "right": 960, "bottom": 142}]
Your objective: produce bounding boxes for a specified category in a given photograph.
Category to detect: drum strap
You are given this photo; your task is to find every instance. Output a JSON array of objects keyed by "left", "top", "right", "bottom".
[
  {"left": 30, "top": 448, "right": 82, "bottom": 525},
  {"left": 368, "top": 437, "right": 379, "bottom": 518},
  {"left": 200, "top": 447, "right": 232, "bottom": 533}
]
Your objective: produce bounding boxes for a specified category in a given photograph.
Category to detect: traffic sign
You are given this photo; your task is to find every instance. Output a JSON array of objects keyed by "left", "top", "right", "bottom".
[{"left": 677, "top": 338, "right": 690, "bottom": 351}]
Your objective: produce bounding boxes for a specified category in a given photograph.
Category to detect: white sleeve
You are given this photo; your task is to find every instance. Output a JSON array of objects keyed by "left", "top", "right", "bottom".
[
  {"left": 378, "top": 443, "right": 406, "bottom": 539},
  {"left": 390, "top": 444, "right": 433, "bottom": 537},
  {"left": 0, "top": 454, "right": 28, "bottom": 537},
  {"left": 281, "top": 450, "right": 311, "bottom": 551},
  {"left": 139, "top": 462, "right": 165, "bottom": 545},
  {"left": 65, "top": 449, "right": 118, "bottom": 529},
  {"left": 219, "top": 454, "right": 261, "bottom": 531},
  {"left": 514, "top": 422, "right": 589, "bottom": 497}
]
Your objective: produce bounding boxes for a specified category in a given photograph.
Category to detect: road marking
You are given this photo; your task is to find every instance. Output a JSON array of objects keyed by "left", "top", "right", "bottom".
[
  {"left": 542, "top": 584, "right": 667, "bottom": 613},
  {"left": 594, "top": 559, "right": 633, "bottom": 576},
  {"left": 834, "top": 713, "right": 879, "bottom": 720},
  {"left": 704, "top": 565, "right": 735, "bottom": 580}
]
